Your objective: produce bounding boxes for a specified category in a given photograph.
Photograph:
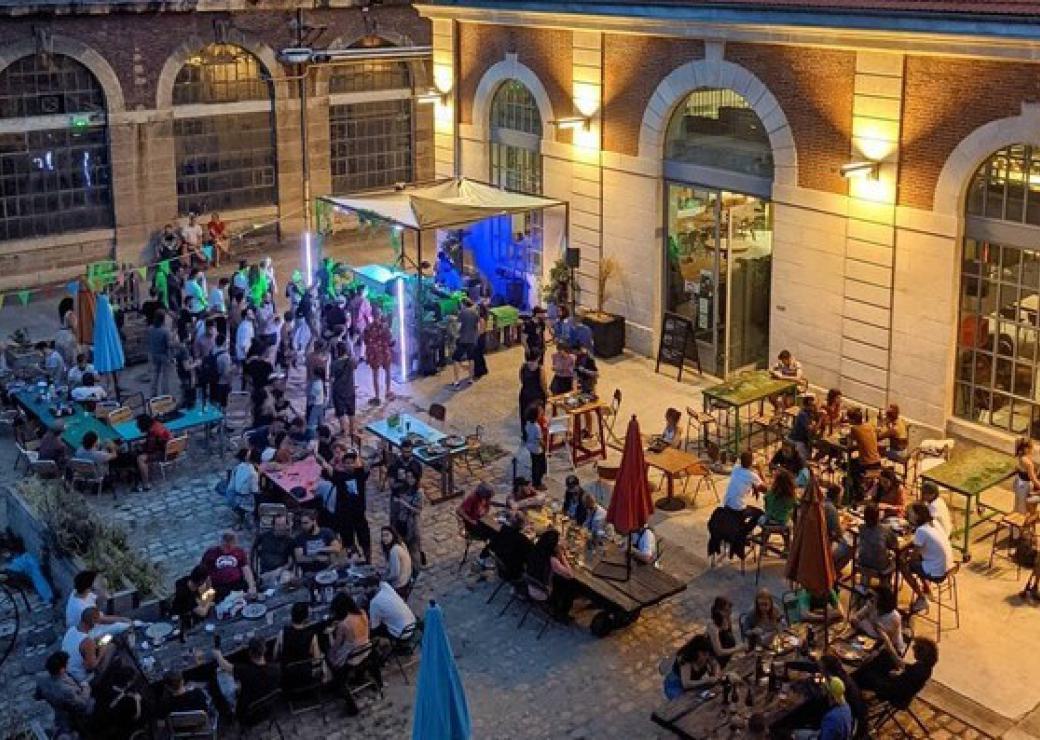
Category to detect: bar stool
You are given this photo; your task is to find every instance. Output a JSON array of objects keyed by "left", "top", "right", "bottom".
[
  {"left": 917, "top": 563, "right": 960, "bottom": 642},
  {"left": 988, "top": 512, "right": 1034, "bottom": 579},
  {"left": 752, "top": 524, "right": 790, "bottom": 586},
  {"left": 684, "top": 406, "right": 719, "bottom": 455}
]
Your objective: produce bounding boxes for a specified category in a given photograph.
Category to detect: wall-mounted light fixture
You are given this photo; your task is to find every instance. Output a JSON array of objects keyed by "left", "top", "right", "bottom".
[
  {"left": 840, "top": 160, "right": 880, "bottom": 180},
  {"left": 552, "top": 115, "right": 591, "bottom": 132},
  {"left": 416, "top": 88, "right": 450, "bottom": 105}
]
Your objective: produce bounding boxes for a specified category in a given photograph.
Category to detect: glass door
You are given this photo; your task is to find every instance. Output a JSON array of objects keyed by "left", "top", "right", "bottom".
[{"left": 665, "top": 182, "right": 773, "bottom": 376}]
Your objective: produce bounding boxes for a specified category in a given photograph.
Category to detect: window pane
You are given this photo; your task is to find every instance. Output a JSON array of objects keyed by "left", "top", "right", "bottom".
[
  {"left": 329, "top": 60, "right": 410, "bottom": 94},
  {"left": 0, "top": 54, "right": 106, "bottom": 118},
  {"left": 173, "top": 45, "right": 269, "bottom": 105},
  {"left": 490, "top": 81, "right": 542, "bottom": 137},
  {"left": 174, "top": 112, "right": 276, "bottom": 214},
  {"left": 664, "top": 87, "right": 773, "bottom": 179},
  {"left": 329, "top": 100, "right": 413, "bottom": 193}
]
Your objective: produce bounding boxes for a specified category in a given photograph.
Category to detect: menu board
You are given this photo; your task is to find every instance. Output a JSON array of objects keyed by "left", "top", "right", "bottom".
[{"left": 655, "top": 312, "right": 701, "bottom": 381}]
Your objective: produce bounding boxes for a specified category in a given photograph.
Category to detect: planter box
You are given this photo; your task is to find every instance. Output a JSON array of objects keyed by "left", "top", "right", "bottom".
[{"left": 586, "top": 313, "right": 626, "bottom": 358}]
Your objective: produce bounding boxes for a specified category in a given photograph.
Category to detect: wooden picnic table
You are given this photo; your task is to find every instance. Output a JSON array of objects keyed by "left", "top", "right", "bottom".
[
  {"left": 364, "top": 412, "right": 473, "bottom": 503},
  {"left": 548, "top": 391, "right": 608, "bottom": 467},
  {"left": 702, "top": 371, "right": 799, "bottom": 454},
  {"left": 919, "top": 445, "right": 1017, "bottom": 561},
  {"left": 644, "top": 445, "right": 707, "bottom": 512}
]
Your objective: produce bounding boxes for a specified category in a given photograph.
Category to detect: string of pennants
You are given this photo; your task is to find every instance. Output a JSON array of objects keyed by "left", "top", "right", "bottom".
[{"left": 0, "top": 258, "right": 167, "bottom": 310}]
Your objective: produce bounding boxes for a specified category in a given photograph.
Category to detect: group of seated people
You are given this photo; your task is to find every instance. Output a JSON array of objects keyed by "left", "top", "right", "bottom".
[
  {"left": 663, "top": 586, "right": 940, "bottom": 739},
  {"left": 153, "top": 212, "right": 230, "bottom": 270}
]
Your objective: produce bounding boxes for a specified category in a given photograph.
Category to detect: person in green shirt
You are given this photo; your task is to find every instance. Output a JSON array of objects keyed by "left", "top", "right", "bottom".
[{"left": 761, "top": 469, "right": 798, "bottom": 549}]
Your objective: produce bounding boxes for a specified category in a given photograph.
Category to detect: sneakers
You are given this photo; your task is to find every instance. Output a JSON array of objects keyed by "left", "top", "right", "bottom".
[{"left": 910, "top": 595, "right": 929, "bottom": 615}]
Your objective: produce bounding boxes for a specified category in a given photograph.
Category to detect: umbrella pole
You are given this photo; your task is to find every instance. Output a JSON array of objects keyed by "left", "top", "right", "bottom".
[{"left": 111, "top": 371, "right": 122, "bottom": 402}]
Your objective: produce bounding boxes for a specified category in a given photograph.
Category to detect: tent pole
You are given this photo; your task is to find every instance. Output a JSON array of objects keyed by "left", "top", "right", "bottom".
[{"left": 564, "top": 201, "right": 575, "bottom": 316}]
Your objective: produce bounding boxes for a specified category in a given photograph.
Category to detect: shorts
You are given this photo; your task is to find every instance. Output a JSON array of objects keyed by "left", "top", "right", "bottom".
[
  {"left": 334, "top": 395, "right": 356, "bottom": 418},
  {"left": 453, "top": 342, "right": 475, "bottom": 362},
  {"left": 910, "top": 558, "right": 947, "bottom": 583}
]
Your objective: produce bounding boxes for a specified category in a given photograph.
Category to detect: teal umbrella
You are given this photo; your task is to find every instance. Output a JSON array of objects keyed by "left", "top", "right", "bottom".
[
  {"left": 412, "top": 601, "right": 471, "bottom": 740},
  {"left": 92, "top": 293, "right": 125, "bottom": 399}
]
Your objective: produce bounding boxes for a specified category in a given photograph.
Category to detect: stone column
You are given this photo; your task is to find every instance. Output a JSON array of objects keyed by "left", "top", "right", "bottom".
[
  {"left": 432, "top": 19, "right": 456, "bottom": 179},
  {"left": 569, "top": 30, "right": 603, "bottom": 310}
]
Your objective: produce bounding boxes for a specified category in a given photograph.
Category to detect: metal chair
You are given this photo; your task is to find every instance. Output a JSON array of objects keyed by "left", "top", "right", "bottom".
[
  {"left": 0, "top": 408, "right": 22, "bottom": 436},
  {"left": 282, "top": 658, "right": 328, "bottom": 718},
  {"left": 460, "top": 425, "right": 485, "bottom": 474},
  {"left": 28, "top": 458, "right": 60, "bottom": 480},
  {"left": 146, "top": 394, "right": 177, "bottom": 417},
  {"left": 915, "top": 563, "right": 961, "bottom": 642},
  {"left": 455, "top": 512, "right": 484, "bottom": 573},
  {"left": 517, "top": 573, "right": 554, "bottom": 639},
  {"left": 14, "top": 441, "right": 39, "bottom": 473},
  {"left": 546, "top": 415, "right": 575, "bottom": 473},
  {"left": 340, "top": 642, "right": 383, "bottom": 705},
  {"left": 751, "top": 524, "right": 790, "bottom": 586},
  {"left": 237, "top": 688, "right": 284, "bottom": 739},
  {"left": 257, "top": 503, "right": 288, "bottom": 531},
  {"left": 93, "top": 400, "right": 120, "bottom": 419},
  {"left": 486, "top": 552, "right": 523, "bottom": 606},
  {"left": 600, "top": 389, "right": 622, "bottom": 443},
  {"left": 153, "top": 435, "right": 189, "bottom": 481},
  {"left": 106, "top": 406, "right": 134, "bottom": 425},
  {"left": 68, "top": 458, "right": 105, "bottom": 497},
  {"left": 167, "top": 709, "right": 218, "bottom": 739},
  {"left": 122, "top": 391, "right": 146, "bottom": 417},
  {"left": 387, "top": 621, "right": 423, "bottom": 683}
]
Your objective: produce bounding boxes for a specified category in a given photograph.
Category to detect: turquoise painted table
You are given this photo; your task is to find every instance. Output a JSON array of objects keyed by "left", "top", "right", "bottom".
[
  {"left": 13, "top": 389, "right": 118, "bottom": 448},
  {"left": 110, "top": 405, "right": 224, "bottom": 443},
  {"left": 364, "top": 412, "right": 471, "bottom": 502}
]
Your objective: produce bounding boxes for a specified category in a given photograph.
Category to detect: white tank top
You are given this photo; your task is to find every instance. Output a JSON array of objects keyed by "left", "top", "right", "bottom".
[
  {"left": 65, "top": 592, "right": 96, "bottom": 629},
  {"left": 62, "top": 626, "right": 90, "bottom": 682}
]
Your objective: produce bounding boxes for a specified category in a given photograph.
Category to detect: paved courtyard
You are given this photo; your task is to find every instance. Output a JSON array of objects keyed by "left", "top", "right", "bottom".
[{"left": 0, "top": 242, "right": 1028, "bottom": 739}]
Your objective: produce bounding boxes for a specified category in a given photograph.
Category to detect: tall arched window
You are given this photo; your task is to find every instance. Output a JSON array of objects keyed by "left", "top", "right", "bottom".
[
  {"left": 328, "top": 39, "right": 414, "bottom": 193},
  {"left": 0, "top": 53, "right": 112, "bottom": 241},
  {"left": 489, "top": 80, "right": 542, "bottom": 194},
  {"left": 172, "top": 44, "right": 276, "bottom": 214},
  {"left": 956, "top": 144, "right": 1040, "bottom": 434}
]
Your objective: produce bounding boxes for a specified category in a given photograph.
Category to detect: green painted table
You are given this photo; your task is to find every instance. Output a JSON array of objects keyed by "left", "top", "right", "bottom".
[
  {"left": 110, "top": 405, "right": 223, "bottom": 443},
  {"left": 920, "top": 445, "right": 1017, "bottom": 561},
  {"left": 701, "top": 370, "right": 799, "bottom": 454},
  {"left": 13, "top": 389, "right": 118, "bottom": 448}
]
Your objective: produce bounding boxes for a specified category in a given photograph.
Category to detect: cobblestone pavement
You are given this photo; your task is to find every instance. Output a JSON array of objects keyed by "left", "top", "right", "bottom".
[{"left": 0, "top": 348, "right": 998, "bottom": 739}]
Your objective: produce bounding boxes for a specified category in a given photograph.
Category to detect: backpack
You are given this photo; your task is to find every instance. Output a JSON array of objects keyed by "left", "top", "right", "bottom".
[{"left": 198, "top": 350, "right": 219, "bottom": 384}]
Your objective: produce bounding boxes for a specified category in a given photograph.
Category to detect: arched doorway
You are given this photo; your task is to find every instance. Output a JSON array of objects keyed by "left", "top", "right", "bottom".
[
  {"left": 328, "top": 38, "right": 415, "bottom": 193},
  {"left": 172, "top": 43, "right": 276, "bottom": 215},
  {"left": 0, "top": 53, "right": 112, "bottom": 241},
  {"left": 487, "top": 79, "right": 543, "bottom": 308},
  {"left": 955, "top": 144, "right": 1040, "bottom": 435},
  {"left": 663, "top": 88, "right": 774, "bottom": 376}
]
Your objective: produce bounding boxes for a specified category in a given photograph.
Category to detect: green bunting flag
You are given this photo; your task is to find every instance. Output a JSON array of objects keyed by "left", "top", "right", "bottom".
[
  {"left": 17, "top": 290, "right": 30, "bottom": 306},
  {"left": 137, "top": 267, "right": 148, "bottom": 280}
]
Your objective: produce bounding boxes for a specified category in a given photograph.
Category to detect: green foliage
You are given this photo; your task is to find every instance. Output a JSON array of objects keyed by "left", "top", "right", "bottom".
[{"left": 16, "top": 477, "right": 162, "bottom": 597}]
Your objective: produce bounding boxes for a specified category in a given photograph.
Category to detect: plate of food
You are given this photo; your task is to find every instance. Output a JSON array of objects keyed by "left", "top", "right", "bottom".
[
  {"left": 443, "top": 435, "right": 465, "bottom": 448},
  {"left": 314, "top": 569, "right": 338, "bottom": 585},
  {"left": 241, "top": 603, "right": 268, "bottom": 620}
]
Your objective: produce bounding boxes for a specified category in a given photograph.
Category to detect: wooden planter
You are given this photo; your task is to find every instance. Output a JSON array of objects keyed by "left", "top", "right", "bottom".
[{"left": 586, "top": 313, "right": 626, "bottom": 358}]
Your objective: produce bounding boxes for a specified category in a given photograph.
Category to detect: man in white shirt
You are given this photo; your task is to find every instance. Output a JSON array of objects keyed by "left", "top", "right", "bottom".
[
  {"left": 69, "top": 373, "right": 107, "bottom": 402},
  {"left": 902, "top": 502, "right": 954, "bottom": 615},
  {"left": 184, "top": 268, "right": 208, "bottom": 316},
  {"left": 581, "top": 492, "right": 608, "bottom": 537},
  {"left": 225, "top": 448, "right": 259, "bottom": 514},
  {"left": 630, "top": 526, "right": 657, "bottom": 564},
  {"left": 65, "top": 570, "right": 131, "bottom": 636},
  {"left": 67, "top": 354, "right": 95, "bottom": 388},
  {"left": 723, "top": 451, "right": 767, "bottom": 514},
  {"left": 180, "top": 213, "right": 205, "bottom": 261},
  {"left": 235, "top": 308, "right": 256, "bottom": 363},
  {"left": 921, "top": 481, "right": 953, "bottom": 536},
  {"left": 368, "top": 580, "right": 416, "bottom": 639}
]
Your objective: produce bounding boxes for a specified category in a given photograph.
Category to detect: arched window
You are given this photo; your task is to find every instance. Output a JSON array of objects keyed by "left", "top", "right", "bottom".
[
  {"left": 489, "top": 80, "right": 542, "bottom": 194},
  {"left": 956, "top": 144, "right": 1040, "bottom": 434},
  {"left": 0, "top": 53, "right": 112, "bottom": 241},
  {"left": 328, "top": 39, "right": 414, "bottom": 193},
  {"left": 664, "top": 88, "right": 773, "bottom": 181},
  {"left": 172, "top": 44, "right": 276, "bottom": 214}
]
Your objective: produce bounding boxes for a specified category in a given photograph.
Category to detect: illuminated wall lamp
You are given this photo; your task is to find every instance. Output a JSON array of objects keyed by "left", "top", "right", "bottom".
[
  {"left": 840, "top": 161, "right": 880, "bottom": 181},
  {"left": 552, "top": 115, "right": 591, "bottom": 132},
  {"left": 416, "top": 88, "right": 449, "bottom": 105}
]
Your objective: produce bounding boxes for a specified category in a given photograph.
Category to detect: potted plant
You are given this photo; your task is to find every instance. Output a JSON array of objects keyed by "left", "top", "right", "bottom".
[
  {"left": 583, "top": 256, "right": 625, "bottom": 358},
  {"left": 541, "top": 257, "right": 574, "bottom": 309}
]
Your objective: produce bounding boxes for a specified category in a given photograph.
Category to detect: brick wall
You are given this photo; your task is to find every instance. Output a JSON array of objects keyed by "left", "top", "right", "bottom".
[
  {"left": 900, "top": 56, "right": 1038, "bottom": 211},
  {"left": 603, "top": 35, "right": 704, "bottom": 156},
  {"left": 457, "top": 23, "right": 572, "bottom": 125},
  {"left": 726, "top": 43, "right": 855, "bottom": 194}
]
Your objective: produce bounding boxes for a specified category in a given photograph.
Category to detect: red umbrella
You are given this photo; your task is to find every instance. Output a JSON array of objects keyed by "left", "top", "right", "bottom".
[
  {"left": 606, "top": 415, "right": 655, "bottom": 534},
  {"left": 600, "top": 415, "right": 655, "bottom": 582},
  {"left": 785, "top": 475, "right": 838, "bottom": 642}
]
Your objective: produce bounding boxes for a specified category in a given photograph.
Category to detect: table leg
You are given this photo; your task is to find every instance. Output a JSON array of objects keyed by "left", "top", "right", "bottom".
[{"left": 656, "top": 471, "right": 686, "bottom": 512}]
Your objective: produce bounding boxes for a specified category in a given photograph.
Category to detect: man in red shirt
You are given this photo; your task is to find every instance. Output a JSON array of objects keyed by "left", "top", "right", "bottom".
[
  {"left": 201, "top": 531, "right": 257, "bottom": 599},
  {"left": 134, "top": 413, "right": 172, "bottom": 492},
  {"left": 456, "top": 482, "right": 497, "bottom": 569}
]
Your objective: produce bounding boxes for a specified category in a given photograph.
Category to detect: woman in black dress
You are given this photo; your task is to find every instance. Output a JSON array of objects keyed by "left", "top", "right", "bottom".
[
  {"left": 472, "top": 300, "right": 490, "bottom": 380},
  {"left": 518, "top": 349, "right": 546, "bottom": 437}
]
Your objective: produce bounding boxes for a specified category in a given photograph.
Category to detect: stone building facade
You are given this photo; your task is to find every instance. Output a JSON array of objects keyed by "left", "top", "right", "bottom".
[
  {"left": 419, "top": 0, "right": 1040, "bottom": 446},
  {"left": 0, "top": 0, "right": 433, "bottom": 290}
]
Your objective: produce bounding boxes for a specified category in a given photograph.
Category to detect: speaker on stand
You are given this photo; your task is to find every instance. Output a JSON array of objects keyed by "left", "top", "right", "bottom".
[{"left": 565, "top": 247, "right": 580, "bottom": 315}]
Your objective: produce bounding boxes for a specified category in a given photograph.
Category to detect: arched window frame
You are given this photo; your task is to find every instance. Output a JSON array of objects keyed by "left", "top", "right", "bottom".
[
  {"left": 172, "top": 43, "right": 276, "bottom": 215},
  {"left": 0, "top": 53, "right": 113, "bottom": 241},
  {"left": 489, "top": 80, "right": 543, "bottom": 195}
]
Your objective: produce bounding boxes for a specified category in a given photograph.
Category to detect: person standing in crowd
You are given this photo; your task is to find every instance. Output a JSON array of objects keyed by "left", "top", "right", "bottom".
[
  {"left": 518, "top": 350, "right": 546, "bottom": 435},
  {"left": 472, "top": 298, "right": 490, "bottom": 380},
  {"left": 348, "top": 285, "right": 373, "bottom": 357},
  {"left": 523, "top": 404, "right": 548, "bottom": 491},
  {"left": 452, "top": 298, "right": 480, "bottom": 389},
  {"left": 146, "top": 311, "right": 172, "bottom": 397},
  {"left": 549, "top": 343, "right": 575, "bottom": 395},
  {"left": 184, "top": 268, "right": 208, "bottom": 317},
  {"left": 231, "top": 259, "right": 249, "bottom": 304},
  {"left": 330, "top": 341, "right": 357, "bottom": 440},
  {"left": 235, "top": 306, "right": 256, "bottom": 371},
  {"left": 573, "top": 343, "right": 599, "bottom": 394},
  {"left": 326, "top": 447, "right": 372, "bottom": 562},
  {"left": 364, "top": 310, "right": 394, "bottom": 405},
  {"left": 210, "top": 335, "right": 233, "bottom": 408},
  {"left": 522, "top": 307, "right": 548, "bottom": 366}
]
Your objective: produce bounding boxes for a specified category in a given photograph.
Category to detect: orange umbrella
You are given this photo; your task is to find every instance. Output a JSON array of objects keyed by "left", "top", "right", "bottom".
[
  {"left": 75, "top": 279, "right": 96, "bottom": 346},
  {"left": 785, "top": 475, "right": 838, "bottom": 642},
  {"left": 606, "top": 415, "right": 655, "bottom": 534}
]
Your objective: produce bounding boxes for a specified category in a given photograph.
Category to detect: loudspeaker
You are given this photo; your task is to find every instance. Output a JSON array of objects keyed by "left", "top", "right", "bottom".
[{"left": 565, "top": 247, "right": 581, "bottom": 268}]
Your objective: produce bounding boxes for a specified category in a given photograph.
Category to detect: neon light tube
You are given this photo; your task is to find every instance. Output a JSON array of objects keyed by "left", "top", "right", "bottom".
[
  {"left": 396, "top": 276, "right": 408, "bottom": 378},
  {"left": 303, "top": 231, "right": 313, "bottom": 287}
]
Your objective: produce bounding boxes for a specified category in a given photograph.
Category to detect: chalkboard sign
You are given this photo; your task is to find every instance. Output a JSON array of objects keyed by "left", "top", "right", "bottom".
[{"left": 655, "top": 312, "right": 701, "bottom": 381}]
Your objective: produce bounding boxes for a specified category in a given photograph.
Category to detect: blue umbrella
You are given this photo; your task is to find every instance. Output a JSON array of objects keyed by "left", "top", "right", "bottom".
[
  {"left": 412, "top": 601, "right": 471, "bottom": 740},
  {"left": 92, "top": 293, "right": 125, "bottom": 398}
]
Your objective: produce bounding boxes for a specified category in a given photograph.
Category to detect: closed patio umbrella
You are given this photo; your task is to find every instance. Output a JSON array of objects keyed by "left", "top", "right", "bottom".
[
  {"left": 601, "top": 415, "right": 655, "bottom": 581},
  {"left": 785, "top": 475, "right": 838, "bottom": 643},
  {"left": 75, "top": 279, "right": 96, "bottom": 347},
  {"left": 412, "top": 601, "right": 471, "bottom": 740},
  {"left": 92, "top": 293, "right": 125, "bottom": 400}
]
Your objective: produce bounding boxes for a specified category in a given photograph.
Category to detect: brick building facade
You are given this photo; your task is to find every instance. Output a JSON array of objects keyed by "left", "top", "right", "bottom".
[
  {"left": 0, "top": 0, "right": 433, "bottom": 290},
  {"left": 419, "top": 0, "right": 1040, "bottom": 445}
]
